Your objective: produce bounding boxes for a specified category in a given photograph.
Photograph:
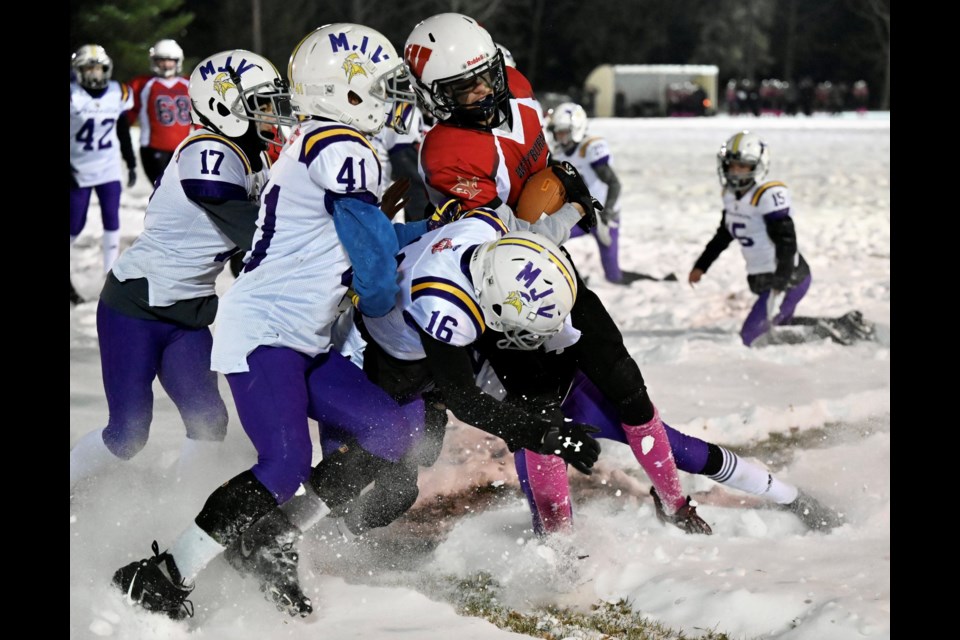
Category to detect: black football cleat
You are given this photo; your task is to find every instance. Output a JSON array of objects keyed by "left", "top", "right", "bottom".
[
  {"left": 650, "top": 488, "right": 713, "bottom": 535},
  {"left": 112, "top": 541, "right": 194, "bottom": 620}
]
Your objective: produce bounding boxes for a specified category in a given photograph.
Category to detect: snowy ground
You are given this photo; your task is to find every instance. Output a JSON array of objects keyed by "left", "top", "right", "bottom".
[{"left": 70, "top": 113, "right": 890, "bottom": 640}]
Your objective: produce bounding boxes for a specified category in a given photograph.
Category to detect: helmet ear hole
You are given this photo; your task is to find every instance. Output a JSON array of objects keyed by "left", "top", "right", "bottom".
[{"left": 491, "top": 304, "right": 502, "bottom": 316}]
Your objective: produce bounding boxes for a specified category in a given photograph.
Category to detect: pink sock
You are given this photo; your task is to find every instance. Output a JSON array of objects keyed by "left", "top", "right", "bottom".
[
  {"left": 621, "top": 407, "right": 685, "bottom": 513},
  {"left": 521, "top": 449, "right": 573, "bottom": 533}
]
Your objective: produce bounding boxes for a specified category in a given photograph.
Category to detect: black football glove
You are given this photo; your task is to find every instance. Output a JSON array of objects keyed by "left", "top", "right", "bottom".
[
  {"left": 550, "top": 160, "right": 602, "bottom": 232},
  {"left": 539, "top": 421, "right": 601, "bottom": 475},
  {"left": 127, "top": 168, "right": 137, "bottom": 188}
]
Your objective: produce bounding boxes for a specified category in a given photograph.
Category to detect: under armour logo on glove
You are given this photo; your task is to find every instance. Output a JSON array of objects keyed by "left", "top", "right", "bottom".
[{"left": 539, "top": 422, "right": 601, "bottom": 475}]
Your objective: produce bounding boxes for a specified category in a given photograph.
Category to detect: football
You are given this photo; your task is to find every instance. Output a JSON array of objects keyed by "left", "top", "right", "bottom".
[{"left": 515, "top": 166, "right": 567, "bottom": 222}]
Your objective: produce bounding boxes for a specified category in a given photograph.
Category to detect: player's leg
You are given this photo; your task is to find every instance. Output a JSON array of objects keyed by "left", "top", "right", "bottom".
[
  {"left": 71, "top": 302, "right": 164, "bottom": 489},
  {"left": 94, "top": 181, "right": 123, "bottom": 273},
  {"left": 69, "top": 185, "right": 93, "bottom": 302},
  {"left": 157, "top": 325, "right": 230, "bottom": 485}
]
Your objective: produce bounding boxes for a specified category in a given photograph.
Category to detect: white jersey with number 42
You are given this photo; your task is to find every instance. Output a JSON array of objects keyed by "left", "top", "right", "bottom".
[{"left": 69, "top": 80, "right": 134, "bottom": 187}]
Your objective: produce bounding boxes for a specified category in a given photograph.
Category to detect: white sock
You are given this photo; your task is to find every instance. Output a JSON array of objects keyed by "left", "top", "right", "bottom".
[
  {"left": 70, "top": 429, "right": 121, "bottom": 489},
  {"left": 708, "top": 446, "right": 799, "bottom": 505},
  {"left": 102, "top": 229, "right": 121, "bottom": 273},
  {"left": 168, "top": 521, "right": 225, "bottom": 585},
  {"left": 280, "top": 483, "right": 331, "bottom": 532}
]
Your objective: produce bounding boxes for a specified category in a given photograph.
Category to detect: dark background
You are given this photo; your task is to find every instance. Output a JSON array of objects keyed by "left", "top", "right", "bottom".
[{"left": 69, "top": 0, "right": 890, "bottom": 111}]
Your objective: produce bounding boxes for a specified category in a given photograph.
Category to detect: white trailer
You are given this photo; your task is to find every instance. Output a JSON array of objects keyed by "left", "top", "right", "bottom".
[{"left": 584, "top": 64, "right": 719, "bottom": 117}]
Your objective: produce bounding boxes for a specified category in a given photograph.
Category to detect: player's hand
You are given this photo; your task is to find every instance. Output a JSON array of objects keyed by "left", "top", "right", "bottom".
[
  {"left": 688, "top": 268, "right": 704, "bottom": 287},
  {"left": 380, "top": 178, "right": 411, "bottom": 219},
  {"left": 427, "top": 198, "right": 465, "bottom": 231},
  {"left": 127, "top": 168, "right": 137, "bottom": 188},
  {"left": 539, "top": 422, "right": 601, "bottom": 475},
  {"left": 550, "top": 161, "right": 599, "bottom": 232}
]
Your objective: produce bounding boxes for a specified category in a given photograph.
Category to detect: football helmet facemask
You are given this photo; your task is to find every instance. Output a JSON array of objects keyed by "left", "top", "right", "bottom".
[
  {"left": 72, "top": 44, "right": 112, "bottom": 91},
  {"left": 717, "top": 130, "right": 769, "bottom": 191}
]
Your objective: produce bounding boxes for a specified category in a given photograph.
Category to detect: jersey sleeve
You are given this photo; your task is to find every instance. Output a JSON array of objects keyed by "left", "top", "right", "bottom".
[
  {"left": 752, "top": 181, "right": 792, "bottom": 220},
  {"left": 582, "top": 137, "right": 612, "bottom": 167},
  {"left": 302, "top": 126, "right": 383, "bottom": 201},
  {"left": 125, "top": 76, "right": 145, "bottom": 124},
  {"left": 407, "top": 278, "right": 485, "bottom": 347},
  {"left": 113, "top": 81, "right": 134, "bottom": 112},
  {"left": 176, "top": 135, "right": 252, "bottom": 203}
]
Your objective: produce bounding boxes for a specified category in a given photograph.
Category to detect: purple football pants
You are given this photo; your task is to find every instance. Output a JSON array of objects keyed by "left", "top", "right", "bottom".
[
  {"left": 70, "top": 181, "right": 121, "bottom": 237},
  {"left": 569, "top": 222, "right": 622, "bottom": 282},
  {"left": 97, "top": 302, "right": 228, "bottom": 459},
  {"left": 226, "top": 345, "right": 425, "bottom": 504},
  {"left": 740, "top": 274, "right": 813, "bottom": 346},
  {"left": 515, "top": 369, "right": 713, "bottom": 532}
]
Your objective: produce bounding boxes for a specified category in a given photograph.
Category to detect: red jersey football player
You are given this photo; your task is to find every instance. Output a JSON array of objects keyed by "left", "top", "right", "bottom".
[
  {"left": 125, "top": 39, "right": 192, "bottom": 186},
  {"left": 404, "top": 13, "right": 711, "bottom": 536}
]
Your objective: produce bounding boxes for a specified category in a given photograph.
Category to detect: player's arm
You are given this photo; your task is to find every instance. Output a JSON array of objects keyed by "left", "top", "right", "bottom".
[
  {"left": 418, "top": 327, "right": 599, "bottom": 475},
  {"left": 761, "top": 188, "right": 797, "bottom": 290},
  {"left": 115, "top": 114, "right": 137, "bottom": 175},
  {"left": 485, "top": 199, "right": 581, "bottom": 246},
  {"left": 692, "top": 210, "right": 734, "bottom": 274},
  {"left": 593, "top": 163, "right": 621, "bottom": 222},
  {"left": 331, "top": 193, "right": 402, "bottom": 318},
  {"left": 179, "top": 141, "right": 260, "bottom": 251},
  {"left": 124, "top": 77, "right": 142, "bottom": 125}
]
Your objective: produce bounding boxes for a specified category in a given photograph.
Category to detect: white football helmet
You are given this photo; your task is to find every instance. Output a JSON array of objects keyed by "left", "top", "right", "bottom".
[
  {"left": 469, "top": 231, "right": 578, "bottom": 350},
  {"left": 189, "top": 50, "right": 297, "bottom": 144},
  {"left": 288, "top": 24, "right": 415, "bottom": 135},
  {"left": 71, "top": 44, "right": 112, "bottom": 91},
  {"left": 404, "top": 13, "right": 509, "bottom": 128},
  {"left": 496, "top": 43, "right": 516, "bottom": 69},
  {"left": 717, "top": 130, "right": 769, "bottom": 191},
  {"left": 150, "top": 39, "right": 184, "bottom": 78},
  {"left": 546, "top": 102, "right": 588, "bottom": 149}
]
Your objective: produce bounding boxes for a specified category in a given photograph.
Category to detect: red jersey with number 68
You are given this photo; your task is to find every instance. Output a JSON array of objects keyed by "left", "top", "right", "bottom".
[
  {"left": 419, "top": 67, "right": 547, "bottom": 211},
  {"left": 125, "top": 75, "right": 192, "bottom": 152}
]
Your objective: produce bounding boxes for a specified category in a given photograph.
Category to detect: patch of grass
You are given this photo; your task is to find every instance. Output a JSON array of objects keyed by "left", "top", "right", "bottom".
[{"left": 439, "top": 572, "right": 738, "bottom": 640}]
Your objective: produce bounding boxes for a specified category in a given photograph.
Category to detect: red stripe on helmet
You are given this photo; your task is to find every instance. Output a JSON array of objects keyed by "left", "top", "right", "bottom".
[{"left": 404, "top": 44, "right": 432, "bottom": 79}]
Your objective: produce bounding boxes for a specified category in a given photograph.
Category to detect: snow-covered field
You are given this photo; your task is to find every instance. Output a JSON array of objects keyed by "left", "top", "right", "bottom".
[{"left": 70, "top": 113, "right": 890, "bottom": 640}]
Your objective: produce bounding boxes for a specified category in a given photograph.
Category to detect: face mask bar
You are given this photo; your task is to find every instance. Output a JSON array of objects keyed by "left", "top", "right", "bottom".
[
  {"left": 430, "top": 52, "right": 508, "bottom": 128},
  {"left": 374, "top": 62, "right": 417, "bottom": 134},
  {"left": 496, "top": 326, "right": 556, "bottom": 351},
  {"left": 227, "top": 70, "right": 299, "bottom": 147}
]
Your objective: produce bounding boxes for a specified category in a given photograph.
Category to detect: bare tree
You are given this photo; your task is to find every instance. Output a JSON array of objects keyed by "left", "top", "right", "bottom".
[{"left": 848, "top": 0, "right": 890, "bottom": 109}]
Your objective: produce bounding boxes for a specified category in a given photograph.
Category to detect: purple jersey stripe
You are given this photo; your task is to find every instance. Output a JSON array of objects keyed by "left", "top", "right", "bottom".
[
  {"left": 411, "top": 276, "right": 484, "bottom": 337},
  {"left": 181, "top": 178, "right": 248, "bottom": 203},
  {"left": 763, "top": 208, "right": 791, "bottom": 221},
  {"left": 590, "top": 156, "right": 611, "bottom": 168},
  {"left": 463, "top": 207, "right": 508, "bottom": 235},
  {"left": 243, "top": 185, "right": 279, "bottom": 272}
]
